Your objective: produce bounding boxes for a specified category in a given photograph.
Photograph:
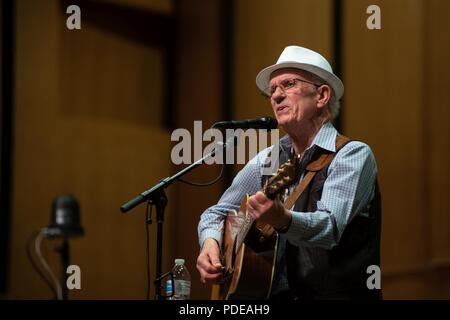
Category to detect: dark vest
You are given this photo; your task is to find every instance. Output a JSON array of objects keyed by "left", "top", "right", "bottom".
[{"left": 273, "top": 141, "right": 382, "bottom": 300}]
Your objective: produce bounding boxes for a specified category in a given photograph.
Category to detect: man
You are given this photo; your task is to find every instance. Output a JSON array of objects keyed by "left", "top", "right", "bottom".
[{"left": 196, "top": 46, "right": 382, "bottom": 300}]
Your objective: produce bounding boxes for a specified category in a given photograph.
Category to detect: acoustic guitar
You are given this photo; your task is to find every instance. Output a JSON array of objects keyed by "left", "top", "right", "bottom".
[{"left": 211, "top": 157, "right": 297, "bottom": 300}]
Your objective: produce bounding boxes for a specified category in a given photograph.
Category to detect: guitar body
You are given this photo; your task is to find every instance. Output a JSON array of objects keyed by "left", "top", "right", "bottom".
[
  {"left": 210, "top": 157, "right": 296, "bottom": 300},
  {"left": 211, "top": 197, "right": 279, "bottom": 300}
]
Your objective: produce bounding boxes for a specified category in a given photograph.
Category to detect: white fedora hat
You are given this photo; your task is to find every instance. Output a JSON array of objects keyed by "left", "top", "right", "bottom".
[{"left": 256, "top": 45, "right": 344, "bottom": 100}]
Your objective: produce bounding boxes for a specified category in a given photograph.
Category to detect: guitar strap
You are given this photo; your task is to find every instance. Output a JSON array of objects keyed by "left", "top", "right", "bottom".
[
  {"left": 254, "top": 135, "right": 352, "bottom": 238},
  {"left": 282, "top": 134, "right": 351, "bottom": 210}
]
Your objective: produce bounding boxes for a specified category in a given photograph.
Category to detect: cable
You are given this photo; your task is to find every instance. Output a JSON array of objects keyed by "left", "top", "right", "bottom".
[
  {"left": 178, "top": 163, "right": 225, "bottom": 186},
  {"left": 179, "top": 132, "right": 237, "bottom": 187},
  {"left": 26, "top": 230, "right": 63, "bottom": 300},
  {"left": 35, "top": 231, "right": 63, "bottom": 300},
  {"left": 26, "top": 230, "right": 58, "bottom": 299}
]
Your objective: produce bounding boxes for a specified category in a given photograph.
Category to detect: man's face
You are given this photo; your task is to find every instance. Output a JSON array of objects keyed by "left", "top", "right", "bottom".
[{"left": 268, "top": 69, "right": 321, "bottom": 131}]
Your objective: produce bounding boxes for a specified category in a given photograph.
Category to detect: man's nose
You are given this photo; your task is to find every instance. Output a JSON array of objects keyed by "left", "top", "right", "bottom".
[{"left": 272, "top": 87, "right": 286, "bottom": 104}]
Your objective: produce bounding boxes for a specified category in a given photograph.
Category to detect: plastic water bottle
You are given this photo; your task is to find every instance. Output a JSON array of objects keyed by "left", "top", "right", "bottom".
[{"left": 172, "top": 258, "right": 191, "bottom": 300}]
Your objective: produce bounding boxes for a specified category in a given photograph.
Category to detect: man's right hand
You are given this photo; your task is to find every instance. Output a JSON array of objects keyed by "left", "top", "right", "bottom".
[{"left": 196, "top": 238, "right": 223, "bottom": 284}]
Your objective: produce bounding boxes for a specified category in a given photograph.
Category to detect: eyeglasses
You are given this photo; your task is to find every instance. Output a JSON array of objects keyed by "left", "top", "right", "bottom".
[{"left": 263, "top": 78, "right": 322, "bottom": 99}]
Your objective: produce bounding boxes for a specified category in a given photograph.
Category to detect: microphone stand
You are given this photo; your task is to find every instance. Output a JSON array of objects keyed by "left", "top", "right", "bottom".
[
  {"left": 120, "top": 136, "right": 236, "bottom": 300},
  {"left": 57, "top": 237, "right": 69, "bottom": 300}
]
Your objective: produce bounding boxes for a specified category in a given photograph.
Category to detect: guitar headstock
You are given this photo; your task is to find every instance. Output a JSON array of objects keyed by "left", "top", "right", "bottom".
[{"left": 264, "top": 156, "right": 297, "bottom": 199}]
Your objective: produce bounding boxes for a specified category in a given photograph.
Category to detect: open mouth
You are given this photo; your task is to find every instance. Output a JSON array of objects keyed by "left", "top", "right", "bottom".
[{"left": 276, "top": 105, "right": 288, "bottom": 113}]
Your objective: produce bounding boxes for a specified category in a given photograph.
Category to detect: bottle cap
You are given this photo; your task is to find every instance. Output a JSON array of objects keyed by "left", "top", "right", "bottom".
[{"left": 175, "top": 258, "right": 185, "bottom": 265}]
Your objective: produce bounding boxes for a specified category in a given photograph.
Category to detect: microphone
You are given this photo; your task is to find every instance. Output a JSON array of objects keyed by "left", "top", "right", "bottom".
[{"left": 212, "top": 117, "right": 278, "bottom": 130}]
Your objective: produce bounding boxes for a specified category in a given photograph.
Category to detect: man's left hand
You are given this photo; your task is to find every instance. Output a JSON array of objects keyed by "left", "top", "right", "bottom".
[{"left": 246, "top": 191, "right": 292, "bottom": 230}]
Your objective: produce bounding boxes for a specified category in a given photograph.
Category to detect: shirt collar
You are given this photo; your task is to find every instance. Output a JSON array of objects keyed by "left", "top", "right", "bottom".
[{"left": 279, "top": 122, "right": 338, "bottom": 154}]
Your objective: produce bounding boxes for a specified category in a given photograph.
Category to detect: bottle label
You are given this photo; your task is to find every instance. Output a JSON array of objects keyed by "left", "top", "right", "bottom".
[{"left": 174, "top": 280, "right": 191, "bottom": 296}]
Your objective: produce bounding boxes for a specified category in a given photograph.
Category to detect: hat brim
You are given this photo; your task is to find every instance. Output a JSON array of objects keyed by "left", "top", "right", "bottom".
[{"left": 256, "top": 62, "right": 344, "bottom": 100}]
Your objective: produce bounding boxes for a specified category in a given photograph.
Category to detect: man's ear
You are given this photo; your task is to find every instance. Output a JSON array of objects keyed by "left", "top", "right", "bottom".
[{"left": 316, "top": 85, "right": 332, "bottom": 108}]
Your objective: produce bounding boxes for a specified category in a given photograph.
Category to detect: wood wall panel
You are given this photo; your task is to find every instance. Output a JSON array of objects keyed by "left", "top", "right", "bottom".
[
  {"left": 9, "top": 0, "right": 174, "bottom": 299},
  {"left": 173, "top": 0, "right": 223, "bottom": 299},
  {"left": 234, "top": 0, "right": 333, "bottom": 122},
  {"left": 426, "top": 0, "right": 450, "bottom": 269},
  {"left": 343, "top": 0, "right": 426, "bottom": 275},
  {"left": 60, "top": 24, "right": 165, "bottom": 129},
  {"left": 344, "top": 0, "right": 450, "bottom": 298}
]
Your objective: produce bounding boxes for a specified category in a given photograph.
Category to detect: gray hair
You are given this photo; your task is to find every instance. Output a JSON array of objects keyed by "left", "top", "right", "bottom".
[
  {"left": 328, "top": 90, "right": 341, "bottom": 120},
  {"left": 302, "top": 70, "right": 341, "bottom": 120}
]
